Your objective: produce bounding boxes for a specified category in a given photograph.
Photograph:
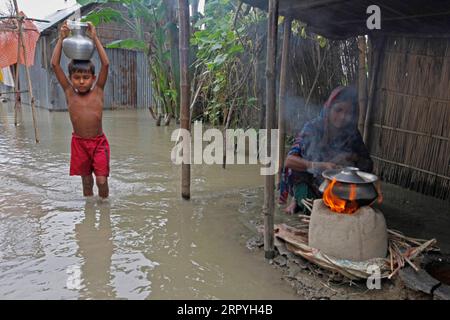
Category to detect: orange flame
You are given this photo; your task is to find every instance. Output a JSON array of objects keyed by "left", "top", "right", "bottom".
[
  {"left": 375, "top": 180, "right": 383, "bottom": 204},
  {"left": 323, "top": 178, "right": 359, "bottom": 214}
]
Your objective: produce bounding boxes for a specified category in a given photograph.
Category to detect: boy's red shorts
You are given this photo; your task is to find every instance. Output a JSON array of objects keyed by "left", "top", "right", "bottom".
[{"left": 70, "top": 133, "right": 110, "bottom": 177}]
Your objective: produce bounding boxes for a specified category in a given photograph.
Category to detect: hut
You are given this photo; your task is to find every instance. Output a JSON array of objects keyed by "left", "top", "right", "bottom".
[
  {"left": 243, "top": 0, "right": 450, "bottom": 201},
  {"left": 8, "top": 2, "right": 152, "bottom": 110}
]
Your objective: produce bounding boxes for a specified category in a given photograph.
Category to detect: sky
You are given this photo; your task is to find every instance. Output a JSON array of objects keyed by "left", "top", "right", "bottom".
[
  {"left": 0, "top": 0, "right": 78, "bottom": 19},
  {"left": 0, "top": 0, "right": 205, "bottom": 19}
]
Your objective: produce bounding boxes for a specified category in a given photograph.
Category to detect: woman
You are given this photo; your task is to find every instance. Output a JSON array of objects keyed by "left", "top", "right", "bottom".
[{"left": 280, "top": 86, "right": 373, "bottom": 214}]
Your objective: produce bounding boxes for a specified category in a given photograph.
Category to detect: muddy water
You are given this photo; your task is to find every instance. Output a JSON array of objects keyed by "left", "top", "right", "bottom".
[{"left": 0, "top": 102, "right": 297, "bottom": 299}]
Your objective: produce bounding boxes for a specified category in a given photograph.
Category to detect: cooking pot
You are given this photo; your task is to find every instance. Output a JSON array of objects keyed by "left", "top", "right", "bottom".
[{"left": 319, "top": 167, "right": 379, "bottom": 202}]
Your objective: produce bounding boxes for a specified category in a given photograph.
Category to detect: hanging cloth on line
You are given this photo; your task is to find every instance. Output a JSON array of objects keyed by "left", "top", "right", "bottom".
[
  {"left": 0, "top": 66, "right": 15, "bottom": 87},
  {"left": 0, "top": 11, "right": 40, "bottom": 68}
]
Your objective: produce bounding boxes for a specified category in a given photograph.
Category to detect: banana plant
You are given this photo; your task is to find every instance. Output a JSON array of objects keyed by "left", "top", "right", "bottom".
[{"left": 76, "top": 0, "right": 179, "bottom": 121}]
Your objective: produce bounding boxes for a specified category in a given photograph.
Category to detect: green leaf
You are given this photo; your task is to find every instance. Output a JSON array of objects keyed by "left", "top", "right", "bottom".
[
  {"left": 76, "top": 0, "right": 103, "bottom": 5},
  {"left": 228, "top": 44, "right": 243, "bottom": 55},
  {"left": 213, "top": 54, "right": 227, "bottom": 65},
  {"left": 301, "top": 26, "right": 307, "bottom": 39},
  {"left": 77, "top": 0, "right": 120, "bottom": 5},
  {"left": 317, "top": 35, "right": 328, "bottom": 48},
  {"left": 81, "top": 7, "right": 124, "bottom": 26},
  {"left": 162, "top": 50, "right": 171, "bottom": 61},
  {"left": 210, "top": 43, "right": 222, "bottom": 51},
  {"left": 106, "top": 38, "right": 147, "bottom": 50}
]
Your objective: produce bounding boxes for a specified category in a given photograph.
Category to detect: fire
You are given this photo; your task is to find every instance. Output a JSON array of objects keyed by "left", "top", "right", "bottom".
[
  {"left": 323, "top": 178, "right": 359, "bottom": 214},
  {"left": 375, "top": 180, "right": 383, "bottom": 204}
]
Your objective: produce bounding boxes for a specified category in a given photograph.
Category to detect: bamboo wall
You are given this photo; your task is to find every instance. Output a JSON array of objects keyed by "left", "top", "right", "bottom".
[
  {"left": 235, "top": 21, "right": 359, "bottom": 134},
  {"left": 368, "top": 36, "right": 450, "bottom": 200}
]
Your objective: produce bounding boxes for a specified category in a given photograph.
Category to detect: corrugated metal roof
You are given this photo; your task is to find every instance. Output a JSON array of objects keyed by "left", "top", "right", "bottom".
[{"left": 34, "top": 4, "right": 82, "bottom": 33}]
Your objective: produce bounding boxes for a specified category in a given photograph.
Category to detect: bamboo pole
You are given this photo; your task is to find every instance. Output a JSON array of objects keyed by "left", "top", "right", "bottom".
[
  {"left": 357, "top": 36, "right": 368, "bottom": 133},
  {"left": 11, "top": 9, "right": 22, "bottom": 126},
  {"left": 164, "top": 0, "right": 180, "bottom": 119},
  {"left": 178, "top": 0, "right": 190, "bottom": 200},
  {"left": 363, "top": 36, "right": 385, "bottom": 145},
  {"left": 371, "top": 123, "right": 450, "bottom": 142},
  {"left": 263, "top": 0, "right": 278, "bottom": 260},
  {"left": 13, "top": 0, "right": 39, "bottom": 142},
  {"left": 371, "top": 155, "right": 450, "bottom": 181},
  {"left": 277, "top": 18, "right": 291, "bottom": 186},
  {"left": 13, "top": 63, "right": 21, "bottom": 126}
]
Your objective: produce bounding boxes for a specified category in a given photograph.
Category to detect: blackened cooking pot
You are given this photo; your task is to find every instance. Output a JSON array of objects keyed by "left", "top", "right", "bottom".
[{"left": 319, "top": 167, "right": 379, "bottom": 202}]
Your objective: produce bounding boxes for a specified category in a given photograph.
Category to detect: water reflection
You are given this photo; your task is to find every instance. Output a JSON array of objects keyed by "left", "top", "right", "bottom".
[{"left": 75, "top": 200, "right": 115, "bottom": 299}]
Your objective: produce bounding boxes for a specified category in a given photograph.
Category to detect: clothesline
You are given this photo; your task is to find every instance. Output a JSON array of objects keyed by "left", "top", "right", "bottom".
[{"left": 0, "top": 0, "right": 40, "bottom": 142}]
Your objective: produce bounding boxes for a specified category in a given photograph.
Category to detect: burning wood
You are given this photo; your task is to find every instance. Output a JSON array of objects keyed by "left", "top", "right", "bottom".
[
  {"left": 271, "top": 222, "right": 439, "bottom": 281},
  {"left": 277, "top": 197, "right": 440, "bottom": 281}
]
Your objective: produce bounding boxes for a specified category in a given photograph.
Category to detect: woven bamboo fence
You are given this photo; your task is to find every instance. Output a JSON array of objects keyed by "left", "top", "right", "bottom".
[
  {"left": 287, "top": 36, "right": 358, "bottom": 132},
  {"left": 368, "top": 36, "right": 450, "bottom": 200},
  {"left": 228, "top": 19, "right": 359, "bottom": 132}
]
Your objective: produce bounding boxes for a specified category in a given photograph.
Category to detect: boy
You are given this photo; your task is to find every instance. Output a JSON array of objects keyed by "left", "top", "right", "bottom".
[{"left": 51, "top": 21, "right": 110, "bottom": 199}]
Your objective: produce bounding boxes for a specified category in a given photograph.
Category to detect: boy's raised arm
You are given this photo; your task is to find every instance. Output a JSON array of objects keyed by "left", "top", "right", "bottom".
[
  {"left": 51, "top": 21, "right": 71, "bottom": 91},
  {"left": 87, "top": 22, "right": 109, "bottom": 90}
]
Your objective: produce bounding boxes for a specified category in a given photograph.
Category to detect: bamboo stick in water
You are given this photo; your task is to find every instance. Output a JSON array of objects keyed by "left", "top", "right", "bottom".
[{"left": 178, "top": 0, "right": 191, "bottom": 199}]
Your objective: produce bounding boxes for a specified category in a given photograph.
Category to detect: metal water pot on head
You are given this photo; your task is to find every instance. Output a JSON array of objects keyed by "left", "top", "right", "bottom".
[{"left": 62, "top": 21, "right": 95, "bottom": 60}]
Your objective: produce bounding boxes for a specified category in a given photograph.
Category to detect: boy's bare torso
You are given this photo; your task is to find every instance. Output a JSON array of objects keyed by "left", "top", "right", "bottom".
[{"left": 66, "top": 86, "right": 104, "bottom": 138}]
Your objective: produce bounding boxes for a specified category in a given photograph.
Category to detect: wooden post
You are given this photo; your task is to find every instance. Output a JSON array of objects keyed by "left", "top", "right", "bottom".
[
  {"left": 13, "top": 0, "right": 39, "bottom": 143},
  {"left": 277, "top": 18, "right": 291, "bottom": 186},
  {"left": 164, "top": 0, "right": 180, "bottom": 119},
  {"left": 363, "top": 36, "right": 385, "bottom": 145},
  {"left": 178, "top": 0, "right": 191, "bottom": 199},
  {"left": 357, "top": 36, "right": 368, "bottom": 134},
  {"left": 13, "top": 63, "right": 21, "bottom": 126},
  {"left": 263, "top": 0, "right": 278, "bottom": 260}
]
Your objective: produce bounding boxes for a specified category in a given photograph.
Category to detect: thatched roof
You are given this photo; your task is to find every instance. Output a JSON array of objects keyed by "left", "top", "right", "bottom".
[{"left": 242, "top": 0, "right": 450, "bottom": 39}]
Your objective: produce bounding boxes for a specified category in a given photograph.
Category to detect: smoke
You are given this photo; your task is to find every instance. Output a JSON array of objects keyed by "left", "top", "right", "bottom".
[
  {"left": 281, "top": 87, "right": 371, "bottom": 175},
  {"left": 283, "top": 93, "right": 322, "bottom": 135}
]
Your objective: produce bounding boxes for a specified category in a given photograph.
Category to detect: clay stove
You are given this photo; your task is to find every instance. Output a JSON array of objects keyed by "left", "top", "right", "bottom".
[{"left": 308, "top": 168, "right": 388, "bottom": 262}]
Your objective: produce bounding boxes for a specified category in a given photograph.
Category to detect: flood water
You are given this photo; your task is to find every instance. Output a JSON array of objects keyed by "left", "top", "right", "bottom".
[{"left": 0, "top": 102, "right": 298, "bottom": 299}]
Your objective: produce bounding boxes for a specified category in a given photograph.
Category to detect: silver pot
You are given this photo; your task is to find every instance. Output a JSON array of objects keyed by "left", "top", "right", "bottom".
[
  {"left": 62, "top": 22, "right": 94, "bottom": 60},
  {"left": 319, "top": 167, "right": 379, "bottom": 202}
]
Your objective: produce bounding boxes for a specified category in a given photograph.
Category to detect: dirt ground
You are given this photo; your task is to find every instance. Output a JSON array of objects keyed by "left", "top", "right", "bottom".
[
  {"left": 243, "top": 181, "right": 449, "bottom": 300},
  {"left": 246, "top": 236, "right": 431, "bottom": 300},
  {"left": 379, "top": 183, "right": 450, "bottom": 254}
]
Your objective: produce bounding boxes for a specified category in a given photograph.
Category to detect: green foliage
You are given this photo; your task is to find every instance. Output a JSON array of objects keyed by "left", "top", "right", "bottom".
[
  {"left": 316, "top": 35, "right": 327, "bottom": 48},
  {"left": 191, "top": 0, "right": 247, "bottom": 126},
  {"left": 106, "top": 38, "right": 147, "bottom": 50},
  {"left": 77, "top": 0, "right": 314, "bottom": 128},
  {"left": 77, "top": 0, "right": 178, "bottom": 117},
  {"left": 77, "top": 0, "right": 108, "bottom": 5},
  {"left": 81, "top": 7, "right": 123, "bottom": 26}
]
